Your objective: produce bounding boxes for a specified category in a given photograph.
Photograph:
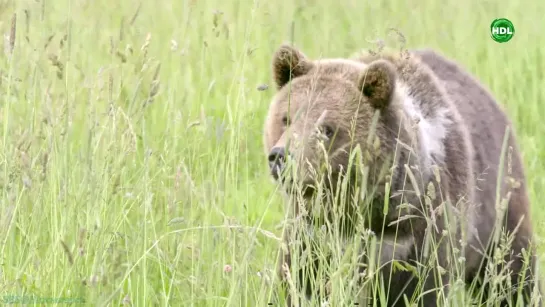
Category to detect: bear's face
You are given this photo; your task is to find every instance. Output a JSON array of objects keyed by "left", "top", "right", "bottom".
[{"left": 264, "top": 45, "right": 398, "bottom": 199}]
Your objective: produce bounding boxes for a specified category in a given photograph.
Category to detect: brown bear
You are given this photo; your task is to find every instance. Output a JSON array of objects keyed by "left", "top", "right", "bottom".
[{"left": 263, "top": 44, "right": 541, "bottom": 306}]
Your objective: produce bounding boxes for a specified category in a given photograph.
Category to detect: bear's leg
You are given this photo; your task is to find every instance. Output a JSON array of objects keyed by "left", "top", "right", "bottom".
[
  {"left": 276, "top": 229, "right": 300, "bottom": 307},
  {"left": 276, "top": 239, "right": 293, "bottom": 306},
  {"left": 474, "top": 234, "right": 541, "bottom": 307},
  {"left": 501, "top": 214, "right": 542, "bottom": 307},
  {"left": 276, "top": 227, "right": 321, "bottom": 306},
  {"left": 471, "top": 207, "right": 542, "bottom": 307},
  {"left": 373, "top": 225, "right": 452, "bottom": 306},
  {"left": 503, "top": 247, "right": 541, "bottom": 307},
  {"left": 377, "top": 261, "right": 449, "bottom": 307}
]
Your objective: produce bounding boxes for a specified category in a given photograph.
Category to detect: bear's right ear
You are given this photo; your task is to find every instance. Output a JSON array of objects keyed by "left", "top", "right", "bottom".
[
  {"left": 358, "top": 60, "right": 397, "bottom": 110},
  {"left": 272, "top": 44, "right": 313, "bottom": 89}
]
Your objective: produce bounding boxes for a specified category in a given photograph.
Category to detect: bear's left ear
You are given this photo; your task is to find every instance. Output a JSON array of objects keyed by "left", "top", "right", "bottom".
[
  {"left": 272, "top": 44, "right": 314, "bottom": 89},
  {"left": 357, "top": 60, "right": 397, "bottom": 110}
]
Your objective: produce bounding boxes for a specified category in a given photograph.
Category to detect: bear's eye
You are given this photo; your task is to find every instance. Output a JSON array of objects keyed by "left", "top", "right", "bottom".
[
  {"left": 281, "top": 115, "right": 289, "bottom": 126},
  {"left": 321, "top": 125, "right": 335, "bottom": 139}
]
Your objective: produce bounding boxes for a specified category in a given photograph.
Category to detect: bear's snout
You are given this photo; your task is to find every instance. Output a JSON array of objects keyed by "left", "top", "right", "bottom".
[{"left": 268, "top": 147, "right": 287, "bottom": 180}]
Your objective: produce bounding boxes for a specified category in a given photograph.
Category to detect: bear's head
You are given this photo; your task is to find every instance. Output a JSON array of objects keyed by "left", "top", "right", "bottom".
[
  {"left": 264, "top": 45, "right": 400, "bottom": 197},
  {"left": 263, "top": 44, "right": 452, "bottom": 222}
]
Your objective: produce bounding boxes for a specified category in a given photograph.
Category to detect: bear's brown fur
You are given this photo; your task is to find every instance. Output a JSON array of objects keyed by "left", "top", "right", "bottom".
[{"left": 264, "top": 44, "right": 541, "bottom": 306}]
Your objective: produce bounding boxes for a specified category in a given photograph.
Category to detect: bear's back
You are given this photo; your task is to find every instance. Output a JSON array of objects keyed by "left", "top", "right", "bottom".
[
  {"left": 413, "top": 49, "right": 525, "bottom": 179},
  {"left": 413, "top": 49, "right": 532, "bottom": 249}
]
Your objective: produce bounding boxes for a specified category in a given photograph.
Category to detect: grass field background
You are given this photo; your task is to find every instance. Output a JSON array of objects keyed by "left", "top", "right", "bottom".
[{"left": 0, "top": 0, "right": 544, "bottom": 305}]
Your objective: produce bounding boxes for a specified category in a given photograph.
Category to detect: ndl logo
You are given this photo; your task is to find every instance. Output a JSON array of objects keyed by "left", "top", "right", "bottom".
[{"left": 490, "top": 18, "right": 515, "bottom": 43}]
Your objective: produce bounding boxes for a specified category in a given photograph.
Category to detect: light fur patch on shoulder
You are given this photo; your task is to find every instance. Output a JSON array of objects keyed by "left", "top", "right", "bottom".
[{"left": 394, "top": 82, "right": 451, "bottom": 172}]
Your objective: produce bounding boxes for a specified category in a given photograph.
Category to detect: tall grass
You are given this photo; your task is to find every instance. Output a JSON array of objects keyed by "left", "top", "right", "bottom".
[{"left": 0, "top": 0, "right": 543, "bottom": 306}]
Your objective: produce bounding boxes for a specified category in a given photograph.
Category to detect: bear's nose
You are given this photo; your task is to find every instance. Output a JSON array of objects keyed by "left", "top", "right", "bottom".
[{"left": 268, "top": 147, "right": 286, "bottom": 180}]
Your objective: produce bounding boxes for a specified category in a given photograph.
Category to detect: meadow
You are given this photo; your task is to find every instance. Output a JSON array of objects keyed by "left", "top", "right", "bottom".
[{"left": 0, "top": 0, "right": 544, "bottom": 305}]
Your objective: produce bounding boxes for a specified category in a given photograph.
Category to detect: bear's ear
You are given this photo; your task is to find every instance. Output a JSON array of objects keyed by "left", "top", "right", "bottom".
[
  {"left": 272, "top": 44, "right": 313, "bottom": 89},
  {"left": 358, "top": 60, "right": 397, "bottom": 110}
]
